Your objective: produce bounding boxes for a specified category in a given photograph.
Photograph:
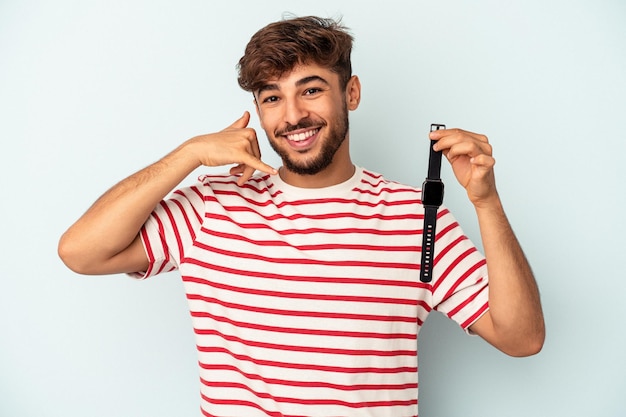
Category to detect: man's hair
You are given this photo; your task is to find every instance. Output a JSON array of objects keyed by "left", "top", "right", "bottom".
[{"left": 237, "top": 16, "right": 354, "bottom": 93}]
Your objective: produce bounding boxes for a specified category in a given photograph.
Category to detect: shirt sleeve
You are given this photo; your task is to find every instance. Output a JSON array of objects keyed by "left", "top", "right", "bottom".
[
  {"left": 128, "top": 182, "right": 206, "bottom": 280},
  {"left": 430, "top": 207, "right": 490, "bottom": 333}
]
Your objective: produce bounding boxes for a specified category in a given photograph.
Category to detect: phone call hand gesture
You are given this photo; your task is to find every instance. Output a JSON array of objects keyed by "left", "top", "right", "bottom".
[
  {"left": 430, "top": 128, "right": 498, "bottom": 208},
  {"left": 186, "top": 111, "right": 277, "bottom": 185}
]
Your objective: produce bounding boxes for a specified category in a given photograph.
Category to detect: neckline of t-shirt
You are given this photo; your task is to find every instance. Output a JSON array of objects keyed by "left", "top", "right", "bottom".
[{"left": 269, "top": 166, "right": 364, "bottom": 199}]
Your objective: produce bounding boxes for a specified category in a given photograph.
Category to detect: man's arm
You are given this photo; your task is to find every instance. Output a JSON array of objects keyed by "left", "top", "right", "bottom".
[
  {"left": 58, "top": 112, "right": 276, "bottom": 276},
  {"left": 430, "top": 128, "right": 545, "bottom": 357}
]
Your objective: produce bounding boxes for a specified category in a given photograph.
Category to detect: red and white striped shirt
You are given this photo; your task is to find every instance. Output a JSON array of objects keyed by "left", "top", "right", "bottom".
[{"left": 132, "top": 166, "right": 489, "bottom": 417}]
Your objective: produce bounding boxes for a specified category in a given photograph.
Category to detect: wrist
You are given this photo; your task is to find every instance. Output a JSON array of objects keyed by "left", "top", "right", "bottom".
[
  {"left": 473, "top": 192, "right": 504, "bottom": 215},
  {"left": 171, "top": 138, "right": 204, "bottom": 172}
]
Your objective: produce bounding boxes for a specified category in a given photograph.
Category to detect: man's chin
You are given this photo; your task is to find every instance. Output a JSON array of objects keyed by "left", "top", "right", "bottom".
[{"left": 282, "top": 161, "right": 327, "bottom": 176}]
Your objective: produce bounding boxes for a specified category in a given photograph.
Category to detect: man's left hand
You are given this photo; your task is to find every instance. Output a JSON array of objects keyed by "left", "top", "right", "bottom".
[{"left": 430, "top": 128, "right": 498, "bottom": 208}]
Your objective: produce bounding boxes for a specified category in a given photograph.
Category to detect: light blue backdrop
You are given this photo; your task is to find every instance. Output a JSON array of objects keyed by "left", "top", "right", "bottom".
[{"left": 1, "top": 1, "right": 624, "bottom": 416}]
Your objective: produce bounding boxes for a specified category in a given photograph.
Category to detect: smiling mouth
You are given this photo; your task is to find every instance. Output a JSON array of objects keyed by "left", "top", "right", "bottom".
[
  {"left": 285, "top": 128, "right": 320, "bottom": 143},
  {"left": 284, "top": 128, "right": 320, "bottom": 150}
]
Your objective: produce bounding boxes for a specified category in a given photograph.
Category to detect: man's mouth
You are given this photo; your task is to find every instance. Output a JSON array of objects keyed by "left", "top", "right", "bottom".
[
  {"left": 281, "top": 128, "right": 321, "bottom": 150},
  {"left": 285, "top": 128, "right": 320, "bottom": 143}
]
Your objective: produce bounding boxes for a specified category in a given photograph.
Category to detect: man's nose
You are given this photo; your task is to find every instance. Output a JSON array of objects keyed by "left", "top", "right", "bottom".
[{"left": 284, "top": 99, "right": 309, "bottom": 126}]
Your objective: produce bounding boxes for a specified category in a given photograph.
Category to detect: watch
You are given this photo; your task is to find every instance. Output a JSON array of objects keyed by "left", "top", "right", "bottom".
[{"left": 420, "top": 124, "right": 446, "bottom": 283}]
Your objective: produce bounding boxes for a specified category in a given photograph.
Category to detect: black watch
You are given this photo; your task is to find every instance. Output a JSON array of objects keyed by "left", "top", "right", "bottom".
[{"left": 420, "top": 124, "right": 446, "bottom": 283}]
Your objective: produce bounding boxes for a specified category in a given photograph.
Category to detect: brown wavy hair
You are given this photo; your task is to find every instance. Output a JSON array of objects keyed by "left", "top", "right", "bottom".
[{"left": 237, "top": 16, "right": 354, "bottom": 93}]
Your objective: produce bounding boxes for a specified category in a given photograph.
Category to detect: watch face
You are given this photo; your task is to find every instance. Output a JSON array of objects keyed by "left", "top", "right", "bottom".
[{"left": 422, "top": 180, "right": 444, "bottom": 206}]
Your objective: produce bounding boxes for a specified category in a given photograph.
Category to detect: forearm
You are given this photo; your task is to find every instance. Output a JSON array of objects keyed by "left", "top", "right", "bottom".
[
  {"left": 474, "top": 195, "right": 545, "bottom": 354},
  {"left": 58, "top": 143, "right": 200, "bottom": 274},
  {"left": 59, "top": 112, "right": 276, "bottom": 275}
]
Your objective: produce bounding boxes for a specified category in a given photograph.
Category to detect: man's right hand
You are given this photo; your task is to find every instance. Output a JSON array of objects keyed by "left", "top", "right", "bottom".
[{"left": 183, "top": 111, "right": 276, "bottom": 185}]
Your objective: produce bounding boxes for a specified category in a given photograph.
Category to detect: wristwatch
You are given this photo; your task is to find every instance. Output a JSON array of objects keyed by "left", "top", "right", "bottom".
[{"left": 420, "top": 124, "right": 446, "bottom": 283}]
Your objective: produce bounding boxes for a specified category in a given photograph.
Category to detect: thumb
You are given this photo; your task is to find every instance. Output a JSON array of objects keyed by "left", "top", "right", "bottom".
[{"left": 225, "top": 111, "right": 250, "bottom": 130}]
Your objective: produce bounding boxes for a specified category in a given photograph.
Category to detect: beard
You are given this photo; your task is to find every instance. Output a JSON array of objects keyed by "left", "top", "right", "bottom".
[{"left": 266, "top": 105, "right": 349, "bottom": 176}]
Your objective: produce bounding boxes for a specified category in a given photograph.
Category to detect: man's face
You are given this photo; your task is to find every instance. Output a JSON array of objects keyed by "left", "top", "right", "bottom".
[{"left": 255, "top": 64, "right": 355, "bottom": 176}]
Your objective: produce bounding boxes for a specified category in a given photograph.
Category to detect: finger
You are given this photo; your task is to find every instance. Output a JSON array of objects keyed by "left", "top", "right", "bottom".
[
  {"left": 240, "top": 153, "right": 277, "bottom": 176},
  {"left": 247, "top": 132, "right": 263, "bottom": 160},
  {"left": 229, "top": 164, "right": 246, "bottom": 175},
  {"left": 224, "top": 111, "right": 250, "bottom": 130},
  {"left": 445, "top": 140, "right": 493, "bottom": 161},
  {"left": 236, "top": 165, "right": 257, "bottom": 186},
  {"left": 431, "top": 129, "right": 489, "bottom": 153},
  {"left": 231, "top": 159, "right": 277, "bottom": 186},
  {"left": 430, "top": 128, "right": 487, "bottom": 141}
]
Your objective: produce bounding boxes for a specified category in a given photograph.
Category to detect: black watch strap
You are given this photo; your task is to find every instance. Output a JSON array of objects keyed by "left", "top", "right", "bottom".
[
  {"left": 420, "top": 206, "right": 438, "bottom": 283},
  {"left": 420, "top": 124, "right": 446, "bottom": 283}
]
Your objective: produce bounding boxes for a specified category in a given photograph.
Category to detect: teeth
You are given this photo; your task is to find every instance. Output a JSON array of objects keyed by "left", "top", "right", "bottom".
[{"left": 287, "top": 129, "right": 318, "bottom": 142}]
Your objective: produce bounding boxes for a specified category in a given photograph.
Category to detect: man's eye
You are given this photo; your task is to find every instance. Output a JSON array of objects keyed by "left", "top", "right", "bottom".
[
  {"left": 262, "top": 96, "right": 279, "bottom": 103},
  {"left": 304, "top": 88, "right": 321, "bottom": 95}
]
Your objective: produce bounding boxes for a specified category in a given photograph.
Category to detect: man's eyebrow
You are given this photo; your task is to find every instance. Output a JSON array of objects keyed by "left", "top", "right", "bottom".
[
  {"left": 256, "top": 75, "right": 330, "bottom": 96},
  {"left": 295, "top": 75, "right": 330, "bottom": 87},
  {"left": 257, "top": 83, "right": 279, "bottom": 96}
]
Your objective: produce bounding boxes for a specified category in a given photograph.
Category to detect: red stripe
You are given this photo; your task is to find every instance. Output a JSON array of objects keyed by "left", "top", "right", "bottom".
[
  {"left": 200, "top": 394, "right": 287, "bottom": 417},
  {"left": 201, "top": 228, "right": 420, "bottom": 252},
  {"left": 442, "top": 258, "right": 488, "bottom": 300},
  {"left": 173, "top": 187, "right": 204, "bottom": 223},
  {"left": 434, "top": 233, "right": 467, "bottom": 264},
  {"left": 192, "top": 310, "right": 415, "bottom": 340},
  {"left": 193, "top": 241, "right": 419, "bottom": 270},
  {"left": 172, "top": 198, "right": 196, "bottom": 241},
  {"left": 353, "top": 186, "right": 420, "bottom": 197},
  {"left": 158, "top": 200, "right": 184, "bottom": 261},
  {"left": 195, "top": 328, "right": 416, "bottom": 356},
  {"left": 203, "top": 213, "right": 424, "bottom": 236},
  {"left": 200, "top": 380, "right": 417, "bottom": 408},
  {"left": 461, "top": 301, "right": 489, "bottom": 329},
  {"left": 446, "top": 280, "right": 487, "bottom": 319},
  {"left": 190, "top": 184, "right": 205, "bottom": 201},
  {"left": 185, "top": 257, "right": 424, "bottom": 288},
  {"left": 198, "top": 346, "right": 417, "bottom": 374},
  {"left": 222, "top": 205, "right": 423, "bottom": 222},
  {"left": 151, "top": 212, "right": 172, "bottom": 275},
  {"left": 183, "top": 271, "right": 430, "bottom": 308},
  {"left": 362, "top": 169, "right": 383, "bottom": 181},
  {"left": 432, "top": 247, "right": 477, "bottom": 292},
  {"left": 204, "top": 176, "right": 280, "bottom": 196},
  {"left": 207, "top": 190, "right": 424, "bottom": 210},
  {"left": 186, "top": 293, "right": 420, "bottom": 323},
  {"left": 199, "top": 367, "right": 417, "bottom": 391},
  {"left": 139, "top": 227, "right": 155, "bottom": 277}
]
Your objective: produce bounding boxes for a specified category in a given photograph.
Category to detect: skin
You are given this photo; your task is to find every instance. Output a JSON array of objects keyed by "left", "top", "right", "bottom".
[{"left": 58, "top": 63, "right": 544, "bottom": 357}]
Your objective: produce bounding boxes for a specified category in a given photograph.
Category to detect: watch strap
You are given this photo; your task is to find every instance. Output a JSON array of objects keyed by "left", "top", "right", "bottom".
[
  {"left": 420, "top": 205, "right": 438, "bottom": 283},
  {"left": 420, "top": 123, "right": 446, "bottom": 283},
  {"left": 427, "top": 136, "right": 442, "bottom": 181}
]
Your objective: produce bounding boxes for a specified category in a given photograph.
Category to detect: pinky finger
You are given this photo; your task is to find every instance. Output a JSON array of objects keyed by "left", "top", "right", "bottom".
[{"left": 229, "top": 164, "right": 246, "bottom": 175}]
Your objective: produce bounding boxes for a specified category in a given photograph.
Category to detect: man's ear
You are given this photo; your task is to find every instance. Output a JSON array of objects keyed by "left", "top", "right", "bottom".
[{"left": 346, "top": 75, "right": 361, "bottom": 111}]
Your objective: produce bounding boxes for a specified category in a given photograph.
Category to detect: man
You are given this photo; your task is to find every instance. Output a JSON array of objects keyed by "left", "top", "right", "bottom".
[{"left": 59, "top": 16, "right": 544, "bottom": 417}]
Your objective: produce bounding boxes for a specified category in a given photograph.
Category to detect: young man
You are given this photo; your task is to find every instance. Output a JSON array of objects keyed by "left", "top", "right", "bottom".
[{"left": 59, "top": 16, "right": 544, "bottom": 417}]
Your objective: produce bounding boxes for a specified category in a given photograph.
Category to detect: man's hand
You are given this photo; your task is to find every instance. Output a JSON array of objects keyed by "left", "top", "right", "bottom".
[
  {"left": 184, "top": 111, "right": 277, "bottom": 185},
  {"left": 430, "top": 128, "right": 497, "bottom": 208},
  {"left": 430, "top": 127, "right": 545, "bottom": 356}
]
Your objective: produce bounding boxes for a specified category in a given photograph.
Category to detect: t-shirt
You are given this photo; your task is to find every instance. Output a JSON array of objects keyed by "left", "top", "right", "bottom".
[{"left": 131, "top": 166, "right": 489, "bottom": 417}]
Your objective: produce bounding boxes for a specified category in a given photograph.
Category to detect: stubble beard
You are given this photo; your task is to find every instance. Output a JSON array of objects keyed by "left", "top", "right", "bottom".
[{"left": 267, "top": 106, "right": 349, "bottom": 176}]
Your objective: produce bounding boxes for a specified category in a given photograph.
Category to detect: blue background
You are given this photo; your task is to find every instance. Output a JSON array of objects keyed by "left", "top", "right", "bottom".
[{"left": 1, "top": 1, "right": 624, "bottom": 415}]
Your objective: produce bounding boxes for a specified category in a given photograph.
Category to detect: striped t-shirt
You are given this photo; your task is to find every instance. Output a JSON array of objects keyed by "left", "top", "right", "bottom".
[{"left": 132, "top": 166, "right": 489, "bottom": 417}]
